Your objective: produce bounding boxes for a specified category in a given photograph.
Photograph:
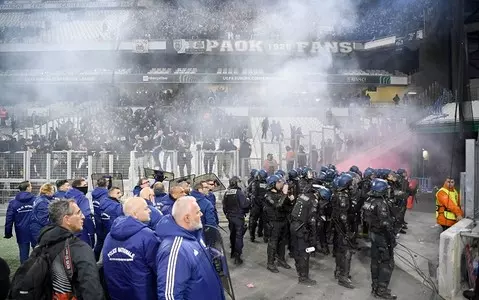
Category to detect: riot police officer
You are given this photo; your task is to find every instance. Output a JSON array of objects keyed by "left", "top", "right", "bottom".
[
  {"left": 249, "top": 169, "right": 268, "bottom": 242},
  {"left": 363, "top": 179, "right": 397, "bottom": 299},
  {"left": 289, "top": 185, "right": 319, "bottom": 285},
  {"left": 286, "top": 169, "right": 300, "bottom": 257},
  {"left": 264, "top": 175, "right": 292, "bottom": 273},
  {"left": 359, "top": 167, "right": 376, "bottom": 237},
  {"left": 298, "top": 167, "right": 314, "bottom": 193},
  {"left": 331, "top": 173, "right": 355, "bottom": 289},
  {"left": 222, "top": 176, "right": 251, "bottom": 265},
  {"left": 347, "top": 171, "right": 362, "bottom": 246},
  {"left": 396, "top": 168, "right": 410, "bottom": 230},
  {"left": 386, "top": 171, "right": 406, "bottom": 235},
  {"left": 316, "top": 185, "right": 332, "bottom": 255}
]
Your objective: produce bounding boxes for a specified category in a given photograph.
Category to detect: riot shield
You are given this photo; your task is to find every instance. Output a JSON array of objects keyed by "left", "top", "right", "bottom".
[
  {"left": 91, "top": 173, "right": 124, "bottom": 191},
  {"left": 193, "top": 173, "right": 226, "bottom": 192},
  {"left": 169, "top": 174, "right": 196, "bottom": 187},
  {"left": 144, "top": 168, "right": 174, "bottom": 182},
  {"left": 204, "top": 225, "right": 236, "bottom": 300}
]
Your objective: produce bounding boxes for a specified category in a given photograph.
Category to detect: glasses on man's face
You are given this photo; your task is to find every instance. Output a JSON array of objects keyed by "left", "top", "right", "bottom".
[{"left": 141, "top": 181, "right": 149, "bottom": 185}]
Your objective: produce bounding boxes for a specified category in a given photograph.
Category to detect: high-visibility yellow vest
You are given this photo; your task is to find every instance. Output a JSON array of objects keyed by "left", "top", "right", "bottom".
[{"left": 435, "top": 187, "right": 459, "bottom": 220}]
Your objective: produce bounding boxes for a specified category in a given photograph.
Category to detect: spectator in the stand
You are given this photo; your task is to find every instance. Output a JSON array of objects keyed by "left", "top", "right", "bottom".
[
  {"left": 177, "top": 132, "right": 192, "bottom": 177},
  {"left": 65, "top": 178, "right": 96, "bottom": 248},
  {"left": 48, "top": 127, "right": 58, "bottom": 142},
  {"left": 103, "top": 197, "right": 160, "bottom": 300},
  {"left": 261, "top": 117, "right": 269, "bottom": 140},
  {"left": 393, "top": 94, "right": 400, "bottom": 105},
  {"left": 30, "top": 183, "right": 56, "bottom": 245},
  {"left": 202, "top": 137, "right": 216, "bottom": 174},
  {"left": 297, "top": 145, "right": 307, "bottom": 168},
  {"left": 239, "top": 138, "right": 252, "bottom": 177},
  {"left": 158, "top": 186, "right": 186, "bottom": 215},
  {"left": 263, "top": 153, "right": 278, "bottom": 176},
  {"left": 152, "top": 128, "right": 164, "bottom": 170},
  {"left": 191, "top": 181, "right": 218, "bottom": 227},
  {"left": 217, "top": 134, "right": 237, "bottom": 179},
  {"left": 92, "top": 178, "right": 110, "bottom": 261},
  {"left": 162, "top": 131, "right": 177, "bottom": 171},
  {"left": 54, "top": 179, "right": 71, "bottom": 198},
  {"left": 4, "top": 181, "right": 36, "bottom": 263},
  {"left": 285, "top": 146, "right": 295, "bottom": 171},
  {"left": 0, "top": 107, "right": 7, "bottom": 126}
]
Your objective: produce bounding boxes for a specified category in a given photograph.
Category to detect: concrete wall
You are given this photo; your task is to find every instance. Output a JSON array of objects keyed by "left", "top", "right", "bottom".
[{"left": 438, "top": 218, "right": 475, "bottom": 300}]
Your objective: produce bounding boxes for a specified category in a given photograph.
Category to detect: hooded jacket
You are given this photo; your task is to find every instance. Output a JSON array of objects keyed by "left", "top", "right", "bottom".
[
  {"left": 30, "top": 194, "right": 54, "bottom": 244},
  {"left": 100, "top": 197, "right": 123, "bottom": 234},
  {"left": 92, "top": 187, "right": 109, "bottom": 239},
  {"left": 65, "top": 188, "right": 95, "bottom": 247},
  {"left": 145, "top": 199, "right": 164, "bottom": 229},
  {"left": 206, "top": 192, "right": 219, "bottom": 224},
  {"left": 190, "top": 190, "right": 218, "bottom": 227},
  {"left": 155, "top": 216, "right": 225, "bottom": 300},
  {"left": 157, "top": 194, "right": 175, "bottom": 216},
  {"left": 103, "top": 216, "right": 161, "bottom": 300},
  {"left": 53, "top": 190, "right": 67, "bottom": 199},
  {"left": 5, "top": 191, "right": 35, "bottom": 244},
  {"left": 37, "top": 225, "right": 104, "bottom": 300},
  {"left": 154, "top": 193, "right": 167, "bottom": 209}
]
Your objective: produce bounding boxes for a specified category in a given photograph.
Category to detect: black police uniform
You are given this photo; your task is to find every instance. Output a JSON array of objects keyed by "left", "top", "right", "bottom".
[
  {"left": 285, "top": 178, "right": 300, "bottom": 256},
  {"left": 249, "top": 179, "right": 267, "bottom": 242},
  {"left": 264, "top": 189, "right": 291, "bottom": 272},
  {"left": 359, "top": 178, "right": 373, "bottom": 236},
  {"left": 332, "top": 189, "right": 355, "bottom": 289},
  {"left": 290, "top": 192, "right": 318, "bottom": 285},
  {"left": 387, "top": 180, "right": 404, "bottom": 235},
  {"left": 365, "top": 195, "right": 397, "bottom": 299},
  {"left": 222, "top": 186, "right": 250, "bottom": 264},
  {"left": 317, "top": 193, "right": 332, "bottom": 255},
  {"left": 298, "top": 178, "right": 313, "bottom": 194},
  {"left": 396, "top": 175, "right": 410, "bottom": 230}
]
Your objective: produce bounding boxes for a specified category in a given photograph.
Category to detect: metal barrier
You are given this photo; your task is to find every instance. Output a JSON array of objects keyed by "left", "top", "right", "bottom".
[
  {"left": 0, "top": 150, "right": 240, "bottom": 204},
  {"left": 411, "top": 177, "right": 432, "bottom": 193}
]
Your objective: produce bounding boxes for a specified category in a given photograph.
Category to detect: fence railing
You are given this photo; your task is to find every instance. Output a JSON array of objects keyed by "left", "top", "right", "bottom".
[{"left": 0, "top": 150, "right": 240, "bottom": 205}]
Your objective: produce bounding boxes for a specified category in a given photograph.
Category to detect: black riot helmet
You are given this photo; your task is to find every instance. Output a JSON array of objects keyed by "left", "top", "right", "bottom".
[
  {"left": 335, "top": 173, "right": 354, "bottom": 191},
  {"left": 229, "top": 176, "right": 241, "bottom": 188},
  {"left": 349, "top": 165, "right": 362, "bottom": 177}
]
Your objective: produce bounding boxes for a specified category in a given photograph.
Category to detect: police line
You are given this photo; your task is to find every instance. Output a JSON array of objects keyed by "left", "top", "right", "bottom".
[{"left": 0, "top": 73, "right": 396, "bottom": 85}]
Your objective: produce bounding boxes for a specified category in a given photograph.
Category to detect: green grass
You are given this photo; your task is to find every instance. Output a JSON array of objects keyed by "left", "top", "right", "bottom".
[{"left": 0, "top": 235, "right": 21, "bottom": 278}]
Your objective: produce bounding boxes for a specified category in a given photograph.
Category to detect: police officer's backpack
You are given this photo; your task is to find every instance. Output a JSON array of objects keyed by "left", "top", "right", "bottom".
[{"left": 8, "top": 238, "right": 73, "bottom": 300}]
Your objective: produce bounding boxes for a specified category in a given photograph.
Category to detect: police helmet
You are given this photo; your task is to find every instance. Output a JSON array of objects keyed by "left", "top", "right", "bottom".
[
  {"left": 396, "top": 168, "right": 406, "bottom": 177},
  {"left": 349, "top": 165, "right": 360, "bottom": 174},
  {"left": 288, "top": 169, "right": 299, "bottom": 180},
  {"left": 317, "top": 171, "right": 327, "bottom": 182},
  {"left": 370, "top": 179, "right": 389, "bottom": 197},
  {"left": 320, "top": 166, "right": 329, "bottom": 173},
  {"left": 335, "top": 173, "right": 354, "bottom": 191},
  {"left": 363, "top": 167, "right": 376, "bottom": 179},
  {"left": 301, "top": 167, "right": 313, "bottom": 179},
  {"left": 266, "top": 175, "right": 283, "bottom": 189},
  {"left": 229, "top": 176, "right": 241, "bottom": 188},
  {"left": 275, "top": 170, "right": 286, "bottom": 178},
  {"left": 257, "top": 169, "right": 268, "bottom": 180},
  {"left": 250, "top": 169, "right": 258, "bottom": 179},
  {"left": 313, "top": 185, "right": 332, "bottom": 202},
  {"left": 327, "top": 164, "right": 336, "bottom": 170},
  {"left": 324, "top": 169, "right": 337, "bottom": 182}
]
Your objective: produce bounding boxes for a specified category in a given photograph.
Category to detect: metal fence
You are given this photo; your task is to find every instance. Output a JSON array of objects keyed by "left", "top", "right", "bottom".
[{"left": 0, "top": 150, "right": 240, "bottom": 205}]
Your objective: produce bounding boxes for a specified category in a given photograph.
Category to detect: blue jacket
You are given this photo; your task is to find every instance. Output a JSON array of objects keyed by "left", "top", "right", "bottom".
[
  {"left": 103, "top": 216, "right": 161, "bottom": 300},
  {"left": 5, "top": 192, "right": 36, "bottom": 244},
  {"left": 53, "top": 190, "right": 67, "bottom": 199},
  {"left": 156, "top": 215, "right": 225, "bottom": 300},
  {"left": 206, "top": 192, "right": 219, "bottom": 224},
  {"left": 100, "top": 197, "right": 123, "bottom": 234},
  {"left": 132, "top": 186, "right": 141, "bottom": 197},
  {"left": 191, "top": 190, "right": 218, "bottom": 227},
  {"left": 157, "top": 194, "right": 175, "bottom": 216},
  {"left": 145, "top": 199, "right": 163, "bottom": 229},
  {"left": 65, "top": 188, "right": 95, "bottom": 247},
  {"left": 30, "top": 195, "right": 54, "bottom": 244},
  {"left": 92, "top": 187, "right": 109, "bottom": 240},
  {"left": 153, "top": 193, "right": 167, "bottom": 209}
]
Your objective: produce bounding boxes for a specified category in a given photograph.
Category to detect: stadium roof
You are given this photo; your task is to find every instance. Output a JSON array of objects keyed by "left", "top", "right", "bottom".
[{"left": 413, "top": 101, "right": 479, "bottom": 133}]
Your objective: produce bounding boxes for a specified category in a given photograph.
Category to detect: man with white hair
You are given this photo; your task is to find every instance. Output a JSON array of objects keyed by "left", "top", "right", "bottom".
[
  {"left": 103, "top": 197, "right": 161, "bottom": 300},
  {"left": 156, "top": 196, "right": 225, "bottom": 300}
]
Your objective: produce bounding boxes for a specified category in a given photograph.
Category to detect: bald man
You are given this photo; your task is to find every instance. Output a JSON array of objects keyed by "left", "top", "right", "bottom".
[
  {"left": 156, "top": 196, "right": 225, "bottom": 300},
  {"left": 157, "top": 186, "right": 186, "bottom": 215},
  {"left": 139, "top": 187, "right": 164, "bottom": 229},
  {"left": 103, "top": 197, "right": 161, "bottom": 300}
]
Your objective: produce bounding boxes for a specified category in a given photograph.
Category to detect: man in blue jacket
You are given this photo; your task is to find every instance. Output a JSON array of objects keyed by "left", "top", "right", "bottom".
[
  {"left": 152, "top": 182, "right": 167, "bottom": 209},
  {"left": 100, "top": 187, "right": 123, "bottom": 235},
  {"left": 92, "top": 178, "right": 109, "bottom": 261},
  {"left": 205, "top": 180, "right": 219, "bottom": 224},
  {"left": 53, "top": 179, "right": 70, "bottom": 199},
  {"left": 4, "top": 181, "right": 36, "bottom": 263},
  {"left": 190, "top": 181, "right": 218, "bottom": 227},
  {"left": 156, "top": 196, "right": 225, "bottom": 300},
  {"left": 65, "top": 178, "right": 95, "bottom": 248},
  {"left": 157, "top": 186, "right": 186, "bottom": 216},
  {"left": 103, "top": 197, "right": 161, "bottom": 300}
]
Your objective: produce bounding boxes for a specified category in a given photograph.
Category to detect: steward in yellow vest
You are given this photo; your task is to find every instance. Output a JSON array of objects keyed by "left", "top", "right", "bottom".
[{"left": 436, "top": 177, "right": 463, "bottom": 229}]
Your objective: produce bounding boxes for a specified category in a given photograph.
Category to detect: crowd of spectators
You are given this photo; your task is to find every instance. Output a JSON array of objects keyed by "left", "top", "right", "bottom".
[{"left": 0, "top": 0, "right": 434, "bottom": 43}]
